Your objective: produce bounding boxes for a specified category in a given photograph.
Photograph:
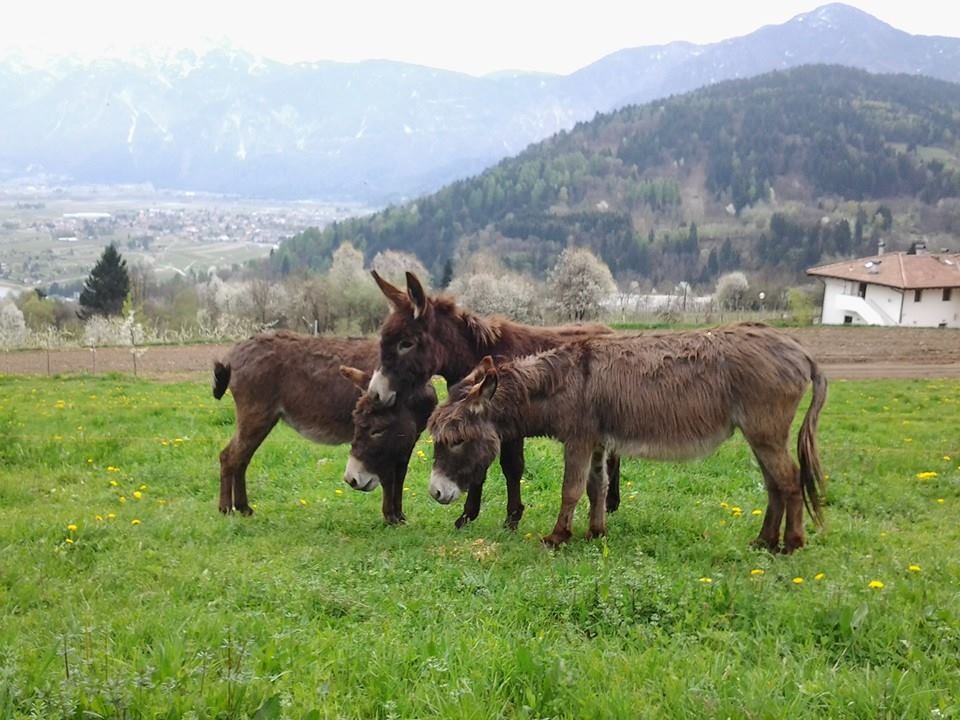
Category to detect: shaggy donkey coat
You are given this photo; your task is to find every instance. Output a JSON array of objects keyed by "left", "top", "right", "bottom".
[
  {"left": 369, "top": 271, "right": 622, "bottom": 529},
  {"left": 213, "top": 331, "right": 379, "bottom": 516},
  {"left": 429, "top": 323, "right": 827, "bottom": 553}
]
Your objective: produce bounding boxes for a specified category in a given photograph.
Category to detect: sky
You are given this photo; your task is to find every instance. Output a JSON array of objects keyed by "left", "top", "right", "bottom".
[{"left": 3, "top": 0, "right": 960, "bottom": 76}]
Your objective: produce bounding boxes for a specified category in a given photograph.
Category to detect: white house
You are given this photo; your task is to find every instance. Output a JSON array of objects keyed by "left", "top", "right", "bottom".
[{"left": 807, "top": 251, "right": 960, "bottom": 328}]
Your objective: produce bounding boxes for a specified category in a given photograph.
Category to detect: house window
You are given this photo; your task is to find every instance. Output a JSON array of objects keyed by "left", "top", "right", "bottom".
[
  {"left": 914, "top": 289, "right": 923, "bottom": 303},
  {"left": 843, "top": 315, "right": 853, "bottom": 325},
  {"left": 858, "top": 282, "right": 867, "bottom": 299},
  {"left": 945, "top": 288, "right": 953, "bottom": 302}
]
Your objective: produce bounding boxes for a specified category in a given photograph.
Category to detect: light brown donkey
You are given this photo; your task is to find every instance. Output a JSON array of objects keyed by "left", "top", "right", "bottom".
[
  {"left": 428, "top": 323, "right": 827, "bottom": 553},
  {"left": 213, "top": 331, "right": 378, "bottom": 516}
]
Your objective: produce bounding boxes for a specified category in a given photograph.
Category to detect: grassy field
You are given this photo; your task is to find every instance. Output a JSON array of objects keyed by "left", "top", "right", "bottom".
[{"left": 0, "top": 374, "right": 958, "bottom": 718}]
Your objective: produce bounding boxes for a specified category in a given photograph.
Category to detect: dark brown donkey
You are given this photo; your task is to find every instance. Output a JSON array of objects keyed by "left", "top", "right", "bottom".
[
  {"left": 365, "top": 271, "right": 622, "bottom": 529},
  {"left": 428, "top": 323, "right": 827, "bottom": 553},
  {"left": 339, "top": 366, "right": 437, "bottom": 524},
  {"left": 213, "top": 331, "right": 419, "bottom": 522}
]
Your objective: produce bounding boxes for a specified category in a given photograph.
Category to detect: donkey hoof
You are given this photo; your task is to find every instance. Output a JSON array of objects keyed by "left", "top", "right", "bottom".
[
  {"left": 584, "top": 527, "right": 606, "bottom": 541},
  {"left": 541, "top": 531, "right": 572, "bottom": 548},
  {"left": 384, "top": 513, "right": 406, "bottom": 526},
  {"left": 750, "top": 536, "right": 779, "bottom": 554},
  {"left": 606, "top": 497, "right": 620, "bottom": 513},
  {"left": 219, "top": 505, "right": 232, "bottom": 515},
  {"left": 235, "top": 504, "right": 254, "bottom": 517},
  {"left": 503, "top": 517, "right": 520, "bottom": 531},
  {"left": 454, "top": 514, "right": 473, "bottom": 529}
]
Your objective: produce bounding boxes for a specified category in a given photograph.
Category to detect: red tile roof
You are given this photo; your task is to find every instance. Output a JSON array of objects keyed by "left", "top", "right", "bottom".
[{"left": 807, "top": 252, "right": 960, "bottom": 290}]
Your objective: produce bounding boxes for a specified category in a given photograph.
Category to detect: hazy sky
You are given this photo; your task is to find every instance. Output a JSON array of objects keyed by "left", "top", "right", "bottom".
[{"left": 4, "top": 0, "right": 960, "bottom": 75}]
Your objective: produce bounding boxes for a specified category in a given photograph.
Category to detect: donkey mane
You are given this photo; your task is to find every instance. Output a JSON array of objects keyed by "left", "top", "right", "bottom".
[{"left": 431, "top": 294, "right": 503, "bottom": 351}]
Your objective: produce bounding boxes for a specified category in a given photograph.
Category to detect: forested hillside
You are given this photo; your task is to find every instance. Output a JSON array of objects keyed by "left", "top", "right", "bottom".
[{"left": 274, "top": 66, "right": 960, "bottom": 286}]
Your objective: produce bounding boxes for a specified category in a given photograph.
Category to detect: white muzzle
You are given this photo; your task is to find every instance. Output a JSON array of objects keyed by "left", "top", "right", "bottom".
[
  {"left": 367, "top": 368, "right": 397, "bottom": 407},
  {"left": 344, "top": 455, "right": 381, "bottom": 492},
  {"left": 429, "top": 469, "right": 461, "bottom": 504}
]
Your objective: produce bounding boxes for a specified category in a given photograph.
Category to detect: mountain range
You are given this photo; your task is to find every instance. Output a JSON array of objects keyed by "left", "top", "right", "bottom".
[{"left": 2, "top": 3, "right": 960, "bottom": 202}]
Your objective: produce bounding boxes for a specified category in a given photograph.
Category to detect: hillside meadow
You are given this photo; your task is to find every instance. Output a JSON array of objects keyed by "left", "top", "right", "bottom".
[{"left": 0, "top": 374, "right": 958, "bottom": 718}]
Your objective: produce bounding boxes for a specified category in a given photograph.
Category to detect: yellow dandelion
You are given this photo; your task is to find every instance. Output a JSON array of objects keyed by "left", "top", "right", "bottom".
[
  {"left": 904, "top": 438, "right": 913, "bottom": 443},
  {"left": 699, "top": 577, "right": 713, "bottom": 584},
  {"left": 174, "top": 438, "right": 183, "bottom": 444},
  {"left": 425, "top": 436, "right": 433, "bottom": 444},
  {"left": 299, "top": 498, "right": 308, "bottom": 506},
  {"left": 936, "top": 498, "right": 945, "bottom": 504},
  {"left": 95, "top": 515, "right": 103, "bottom": 522},
  {"left": 107, "top": 512, "right": 116, "bottom": 520},
  {"left": 133, "top": 491, "right": 142, "bottom": 500},
  {"left": 792, "top": 577, "right": 804, "bottom": 585},
  {"left": 944, "top": 456, "right": 952, "bottom": 461},
  {"left": 131, "top": 519, "right": 141, "bottom": 526},
  {"left": 751, "top": 509, "right": 763, "bottom": 516},
  {"left": 109, "top": 479, "right": 119, "bottom": 487},
  {"left": 139, "top": 484, "right": 147, "bottom": 491},
  {"left": 87, "top": 458, "right": 93, "bottom": 464},
  {"left": 731, "top": 506, "right": 742, "bottom": 514},
  {"left": 750, "top": 568, "right": 765, "bottom": 576},
  {"left": 915, "top": 471, "right": 938, "bottom": 480},
  {"left": 907, "top": 564, "right": 921, "bottom": 573},
  {"left": 118, "top": 496, "right": 126, "bottom": 503},
  {"left": 868, "top": 580, "right": 884, "bottom": 589},
  {"left": 814, "top": 572, "right": 826, "bottom": 581},
  {"left": 161, "top": 440, "right": 169, "bottom": 447},
  {"left": 65, "top": 537, "right": 74, "bottom": 544},
  {"left": 416, "top": 450, "right": 427, "bottom": 460},
  {"left": 335, "top": 488, "right": 344, "bottom": 496},
  {"left": 719, "top": 502, "right": 729, "bottom": 509},
  {"left": 67, "top": 524, "right": 77, "bottom": 532}
]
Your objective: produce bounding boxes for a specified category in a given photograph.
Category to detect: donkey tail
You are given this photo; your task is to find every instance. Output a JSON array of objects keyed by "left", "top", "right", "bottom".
[
  {"left": 798, "top": 361, "right": 828, "bottom": 527},
  {"left": 213, "top": 361, "right": 231, "bottom": 400}
]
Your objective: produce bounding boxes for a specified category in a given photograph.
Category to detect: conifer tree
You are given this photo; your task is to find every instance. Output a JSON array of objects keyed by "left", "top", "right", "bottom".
[{"left": 79, "top": 244, "right": 130, "bottom": 317}]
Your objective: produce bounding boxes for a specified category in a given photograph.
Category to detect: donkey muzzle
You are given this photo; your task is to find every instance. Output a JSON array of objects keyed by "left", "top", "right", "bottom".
[
  {"left": 429, "top": 469, "right": 461, "bottom": 504},
  {"left": 344, "top": 455, "right": 381, "bottom": 492}
]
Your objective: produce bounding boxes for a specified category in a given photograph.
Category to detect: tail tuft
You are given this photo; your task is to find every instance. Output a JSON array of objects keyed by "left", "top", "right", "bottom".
[{"left": 213, "top": 361, "right": 231, "bottom": 400}]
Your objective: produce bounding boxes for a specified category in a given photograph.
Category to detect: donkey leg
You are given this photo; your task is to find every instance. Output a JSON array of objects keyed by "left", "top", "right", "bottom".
[
  {"left": 751, "top": 464, "right": 785, "bottom": 553},
  {"left": 229, "top": 416, "right": 278, "bottom": 515},
  {"left": 393, "top": 460, "right": 408, "bottom": 523},
  {"left": 605, "top": 453, "right": 621, "bottom": 513},
  {"left": 219, "top": 436, "right": 239, "bottom": 514},
  {"left": 585, "top": 448, "right": 610, "bottom": 540},
  {"left": 499, "top": 438, "right": 526, "bottom": 530},
  {"left": 456, "top": 483, "right": 483, "bottom": 529},
  {"left": 751, "top": 443, "right": 804, "bottom": 553},
  {"left": 542, "top": 442, "right": 593, "bottom": 547},
  {"left": 381, "top": 477, "right": 399, "bottom": 525}
]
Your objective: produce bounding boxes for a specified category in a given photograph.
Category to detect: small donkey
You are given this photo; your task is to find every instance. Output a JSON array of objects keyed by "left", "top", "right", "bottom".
[{"left": 427, "top": 323, "right": 827, "bottom": 553}]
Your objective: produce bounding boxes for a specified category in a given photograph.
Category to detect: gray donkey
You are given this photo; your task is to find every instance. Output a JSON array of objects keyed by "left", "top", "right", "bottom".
[{"left": 427, "top": 323, "right": 827, "bottom": 553}]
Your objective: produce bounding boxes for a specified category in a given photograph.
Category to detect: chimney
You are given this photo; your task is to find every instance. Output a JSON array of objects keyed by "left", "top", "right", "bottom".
[{"left": 877, "top": 238, "right": 886, "bottom": 256}]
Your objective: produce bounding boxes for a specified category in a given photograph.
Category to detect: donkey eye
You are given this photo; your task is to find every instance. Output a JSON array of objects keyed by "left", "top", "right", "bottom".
[{"left": 397, "top": 340, "right": 415, "bottom": 354}]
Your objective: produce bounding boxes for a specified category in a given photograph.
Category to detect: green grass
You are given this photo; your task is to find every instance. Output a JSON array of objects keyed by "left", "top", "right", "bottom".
[{"left": 0, "top": 374, "right": 958, "bottom": 718}]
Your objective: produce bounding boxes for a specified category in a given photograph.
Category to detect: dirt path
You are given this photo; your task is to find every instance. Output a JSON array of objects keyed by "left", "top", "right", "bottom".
[{"left": 2, "top": 326, "right": 958, "bottom": 381}]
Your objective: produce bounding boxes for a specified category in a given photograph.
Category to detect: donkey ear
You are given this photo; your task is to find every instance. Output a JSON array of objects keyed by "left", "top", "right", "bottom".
[
  {"left": 339, "top": 365, "right": 372, "bottom": 392},
  {"left": 477, "top": 368, "right": 498, "bottom": 402},
  {"left": 479, "top": 355, "right": 495, "bottom": 374},
  {"left": 371, "top": 270, "right": 409, "bottom": 312},
  {"left": 467, "top": 362, "right": 498, "bottom": 404},
  {"left": 405, "top": 271, "right": 428, "bottom": 320}
]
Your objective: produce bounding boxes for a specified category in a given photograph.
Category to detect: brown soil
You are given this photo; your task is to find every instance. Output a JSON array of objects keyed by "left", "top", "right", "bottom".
[{"left": 2, "top": 326, "right": 958, "bottom": 381}]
